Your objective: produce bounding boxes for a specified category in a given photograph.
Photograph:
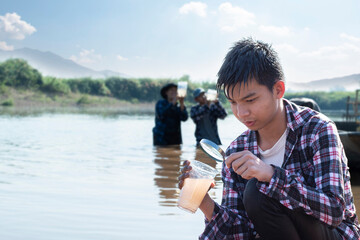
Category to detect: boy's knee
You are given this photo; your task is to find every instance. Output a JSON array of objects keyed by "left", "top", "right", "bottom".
[
  {"left": 243, "top": 178, "right": 280, "bottom": 219},
  {"left": 243, "top": 178, "right": 262, "bottom": 217}
]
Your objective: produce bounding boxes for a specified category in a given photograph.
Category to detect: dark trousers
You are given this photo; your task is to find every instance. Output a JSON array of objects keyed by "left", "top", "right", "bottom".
[
  {"left": 153, "top": 133, "right": 182, "bottom": 146},
  {"left": 243, "top": 178, "right": 342, "bottom": 240}
]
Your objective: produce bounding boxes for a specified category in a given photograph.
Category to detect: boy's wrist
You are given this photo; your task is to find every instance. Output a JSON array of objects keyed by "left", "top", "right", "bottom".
[{"left": 199, "top": 194, "right": 215, "bottom": 221}]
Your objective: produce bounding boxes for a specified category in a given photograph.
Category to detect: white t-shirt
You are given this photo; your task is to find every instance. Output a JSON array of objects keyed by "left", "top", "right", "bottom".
[{"left": 258, "top": 128, "right": 288, "bottom": 167}]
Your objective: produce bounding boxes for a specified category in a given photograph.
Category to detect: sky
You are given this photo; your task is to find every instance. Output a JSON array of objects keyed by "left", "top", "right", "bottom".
[{"left": 0, "top": 0, "right": 360, "bottom": 83}]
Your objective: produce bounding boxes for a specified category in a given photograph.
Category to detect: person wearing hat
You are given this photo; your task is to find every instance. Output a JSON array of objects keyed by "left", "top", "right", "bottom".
[
  {"left": 152, "top": 83, "right": 188, "bottom": 146},
  {"left": 190, "top": 88, "right": 227, "bottom": 146}
]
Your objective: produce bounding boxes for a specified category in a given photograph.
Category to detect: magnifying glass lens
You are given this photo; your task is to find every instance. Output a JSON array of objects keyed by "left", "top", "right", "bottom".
[{"left": 199, "top": 139, "right": 225, "bottom": 162}]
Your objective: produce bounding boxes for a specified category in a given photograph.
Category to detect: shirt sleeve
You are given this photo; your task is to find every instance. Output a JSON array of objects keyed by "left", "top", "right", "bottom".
[
  {"left": 258, "top": 121, "right": 346, "bottom": 228},
  {"left": 199, "top": 162, "right": 253, "bottom": 239},
  {"left": 156, "top": 100, "right": 188, "bottom": 121},
  {"left": 155, "top": 100, "right": 173, "bottom": 120},
  {"left": 210, "top": 102, "right": 227, "bottom": 119},
  {"left": 178, "top": 106, "right": 188, "bottom": 121},
  {"left": 190, "top": 105, "right": 209, "bottom": 123}
]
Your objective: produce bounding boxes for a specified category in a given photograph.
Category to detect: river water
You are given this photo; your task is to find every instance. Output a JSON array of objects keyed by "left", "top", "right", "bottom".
[{"left": 0, "top": 113, "right": 358, "bottom": 240}]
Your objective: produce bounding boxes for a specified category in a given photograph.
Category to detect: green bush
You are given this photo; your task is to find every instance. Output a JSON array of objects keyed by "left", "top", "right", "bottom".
[
  {"left": 284, "top": 91, "right": 354, "bottom": 110},
  {"left": 130, "top": 98, "right": 139, "bottom": 104},
  {"left": 0, "top": 59, "right": 43, "bottom": 89},
  {"left": 41, "top": 77, "right": 70, "bottom": 94},
  {"left": 0, "top": 84, "right": 8, "bottom": 94},
  {"left": 1, "top": 98, "right": 14, "bottom": 106},
  {"left": 66, "top": 78, "right": 92, "bottom": 93},
  {"left": 105, "top": 77, "right": 140, "bottom": 100},
  {"left": 88, "top": 80, "right": 111, "bottom": 96},
  {"left": 77, "top": 95, "right": 91, "bottom": 105},
  {"left": 66, "top": 78, "right": 110, "bottom": 96},
  {"left": 0, "top": 64, "right": 5, "bottom": 85}
]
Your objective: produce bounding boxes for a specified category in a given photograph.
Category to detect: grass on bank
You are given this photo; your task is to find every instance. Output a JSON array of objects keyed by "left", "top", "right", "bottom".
[{"left": 0, "top": 86, "right": 156, "bottom": 115}]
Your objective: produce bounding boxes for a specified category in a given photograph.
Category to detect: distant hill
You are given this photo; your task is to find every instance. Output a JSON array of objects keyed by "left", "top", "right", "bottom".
[
  {"left": 0, "top": 48, "right": 359, "bottom": 91},
  {"left": 0, "top": 48, "right": 129, "bottom": 79},
  {"left": 287, "top": 74, "right": 360, "bottom": 92}
]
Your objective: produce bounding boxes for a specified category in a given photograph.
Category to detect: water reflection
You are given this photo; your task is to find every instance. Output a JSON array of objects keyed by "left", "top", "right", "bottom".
[
  {"left": 153, "top": 146, "right": 183, "bottom": 207},
  {"left": 194, "top": 147, "right": 217, "bottom": 168}
]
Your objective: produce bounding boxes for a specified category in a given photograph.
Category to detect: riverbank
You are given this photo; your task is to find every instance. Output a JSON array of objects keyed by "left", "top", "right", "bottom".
[
  {"left": 0, "top": 87, "right": 351, "bottom": 120},
  {"left": 0, "top": 88, "right": 155, "bottom": 115}
]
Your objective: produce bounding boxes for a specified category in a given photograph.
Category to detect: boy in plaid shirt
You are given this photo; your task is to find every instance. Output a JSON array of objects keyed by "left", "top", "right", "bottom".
[{"left": 179, "top": 38, "right": 359, "bottom": 239}]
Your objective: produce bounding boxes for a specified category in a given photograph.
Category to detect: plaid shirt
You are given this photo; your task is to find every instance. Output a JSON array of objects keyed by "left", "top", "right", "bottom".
[
  {"left": 153, "top": 99, "right": 188, "bottom": 145},
  {"left": 200, "top": 99, "right": 360, "bottom": 240},
  {"left": 190, "top": 102, "right": 227, "bottom": 144}
]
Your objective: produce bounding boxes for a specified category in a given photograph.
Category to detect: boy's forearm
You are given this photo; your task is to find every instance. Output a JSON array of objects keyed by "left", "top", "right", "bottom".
[{"left": 199, "top": 194, "right": 215, "bottom": 221}]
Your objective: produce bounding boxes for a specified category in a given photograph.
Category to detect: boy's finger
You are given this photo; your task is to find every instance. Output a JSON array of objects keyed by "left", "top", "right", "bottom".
[
  {"left": 183, "top": 160, "right": 191, "bottom": 166},
  {"left": 180, "top": 165, "right": 192, "bottom": 174},
  {"left": 178, "top": 180, "right": 184, "bottom": 189},
  {"left": 225, "top": 151, "right": 249, "bottom": 168}
]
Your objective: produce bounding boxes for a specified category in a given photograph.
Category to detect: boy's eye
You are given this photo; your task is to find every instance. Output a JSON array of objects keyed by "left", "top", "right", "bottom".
[{"left": 246, "top": 98, "right": 256, "bottom": 103}]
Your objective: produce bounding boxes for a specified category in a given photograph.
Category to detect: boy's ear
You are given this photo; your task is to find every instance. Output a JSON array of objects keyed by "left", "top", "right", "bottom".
[{"left": 273, "top": 80, "right": 285, "bottom": 99}]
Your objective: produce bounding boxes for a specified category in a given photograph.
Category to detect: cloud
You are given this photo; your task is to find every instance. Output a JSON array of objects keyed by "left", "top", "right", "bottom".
[
  {"left": 0, "top": 41, "right": 14, "bottom": 51},
  {"left": 217, "top": 2, "right": 256, "bottom": 32},
  {"left": 340, "top": 33, "right": 360, "bottom": 43},
  {"left": 259, "top": 25, "right": 292, "bottom": 37},
  {"left": 179, "top": 2, "right": 293, "bottom": 37},
  {"left": 300, "top": 43, "right": 360, "bottom": 60},
  {"left": 274, "top": 43, "right": 299, "bottom": 54},
  {"left": 70, "top": 49, "right": 102, "bottom": 64},
  {"left": 117, "top": 55, "right": 128, "bottom": 61},
  {"left": 0, "top": 12, "right": 36, "bottom": 40},
  {"left": 179, "top": 2, "right": 207, "bottom": 17},
  {"left": 286, "top": 42, "right": 360, "bottom": 83}
]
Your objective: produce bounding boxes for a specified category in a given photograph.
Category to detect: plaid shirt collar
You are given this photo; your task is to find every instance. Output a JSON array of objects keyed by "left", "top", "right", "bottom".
[
  {"left": 243, "top": 98, "right": 321, "bottom": 163},
  {"left": 284, "top": 98, "right": 315, "bottom": 132}
]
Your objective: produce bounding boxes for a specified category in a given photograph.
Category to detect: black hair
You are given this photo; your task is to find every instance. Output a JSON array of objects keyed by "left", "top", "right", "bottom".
[{"left": 217, "top": 38, "right": 284, "bottom": 99}]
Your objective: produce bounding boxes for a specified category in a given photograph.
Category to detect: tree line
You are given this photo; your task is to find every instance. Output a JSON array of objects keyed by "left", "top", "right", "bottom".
[{"left": 0, "top": 58, "right": 356, "bottom": 110}]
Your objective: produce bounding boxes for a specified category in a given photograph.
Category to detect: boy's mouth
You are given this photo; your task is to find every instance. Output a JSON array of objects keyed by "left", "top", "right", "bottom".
[{"left": 243, "top": 120, "right": 255, "bottom": 128}]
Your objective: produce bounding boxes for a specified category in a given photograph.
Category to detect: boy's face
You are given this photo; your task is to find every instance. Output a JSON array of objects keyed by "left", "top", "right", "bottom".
[
  {"left": 226, "top": 79, "right": 284, "bottom": 131},
  {"left": 195, "top": 92, "right": 206, "bottom": 105},
  {"left": 166, "top": 87, "right": 177, "bottom": 100}
]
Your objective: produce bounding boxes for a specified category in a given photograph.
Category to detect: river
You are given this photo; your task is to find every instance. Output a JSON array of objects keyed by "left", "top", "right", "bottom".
[{"left": 0, "top": 112, "right": 358, "bottom": 239}]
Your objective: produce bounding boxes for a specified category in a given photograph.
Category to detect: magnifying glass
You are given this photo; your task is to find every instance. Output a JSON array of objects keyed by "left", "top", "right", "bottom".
[{"left": 199, "top": 139, "right": 225, "bottom": 162}]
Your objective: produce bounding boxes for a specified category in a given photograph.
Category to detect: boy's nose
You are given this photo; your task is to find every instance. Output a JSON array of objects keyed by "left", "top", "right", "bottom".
[{"left": 236, "top": 105, "right": 250, "bottom": 118}]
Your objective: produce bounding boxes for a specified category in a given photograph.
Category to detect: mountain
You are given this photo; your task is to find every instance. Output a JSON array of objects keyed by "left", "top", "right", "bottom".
[
  {"left": 287, "top": 74, "right": 360, "bottom": 92},
  {"left": 0, "top": 48, "right": 128, "bottom": 79}
]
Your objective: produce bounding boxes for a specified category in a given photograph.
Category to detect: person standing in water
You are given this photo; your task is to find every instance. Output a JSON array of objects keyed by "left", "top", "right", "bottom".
[
  {"left": 190, "top": 88, "right": 227, "bottom": 146},
  {"left": 153, "top": 83, "right": 188, "bottom": 146}
]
